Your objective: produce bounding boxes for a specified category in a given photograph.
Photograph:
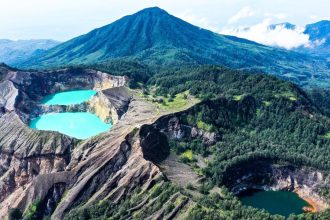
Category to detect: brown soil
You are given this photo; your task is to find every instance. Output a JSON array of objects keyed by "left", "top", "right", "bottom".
[{"left": 302, "top": 197, "right": 318, "bottom": 213}]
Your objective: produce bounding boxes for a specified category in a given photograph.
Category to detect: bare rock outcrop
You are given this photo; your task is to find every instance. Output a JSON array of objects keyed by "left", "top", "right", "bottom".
[
  {"left": 0, "top": 80, "right": 18, "bottom": 112},
  {"left": 152, "top": 114, "right": 219, "bottom": 145},
  {"left": 87, "top": 86, "right": 131, "bottom": 123}
]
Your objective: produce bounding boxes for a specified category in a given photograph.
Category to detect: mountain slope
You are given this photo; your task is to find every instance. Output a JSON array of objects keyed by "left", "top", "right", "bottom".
[
  {"left": 303, "top": 20, "right": 330, "bottom": 58},
  {"left": 18, "top": 7, "right": 329, "bottom": 88},
  {"left": 0, "top": 39, "right": 59, "bottom": 66}
]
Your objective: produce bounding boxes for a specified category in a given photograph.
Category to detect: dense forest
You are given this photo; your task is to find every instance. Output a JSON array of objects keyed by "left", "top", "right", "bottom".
[
  {"left": 152, "top": 66, "right": 330, "bottom": 219},
  {"left": 149, "top": 65, "right": 330, "bottom": 170}
]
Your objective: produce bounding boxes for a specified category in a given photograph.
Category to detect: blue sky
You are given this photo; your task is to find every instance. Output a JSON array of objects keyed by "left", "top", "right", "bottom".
[{"left": 0, "top": 0, "right": 329, "bottom": 43}]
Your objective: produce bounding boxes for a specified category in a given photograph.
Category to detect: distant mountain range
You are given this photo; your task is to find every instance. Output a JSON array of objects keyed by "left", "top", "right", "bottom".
[
  {"left": 0, "top": 39, "right": 60, "bottom": 66},
  {"left": 269, "top": 21, "right": 329, "bottom": 58},
  {"left": 14, "top": 7, "right": 330, "bottom": 88},
  {"left": 268, "top": 22, "right": 297, "bottom": 30}
]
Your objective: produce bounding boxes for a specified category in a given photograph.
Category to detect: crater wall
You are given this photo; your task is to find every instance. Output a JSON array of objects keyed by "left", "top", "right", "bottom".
[{"left": 224, "top": 160, "right": 330, "bottom": 211}]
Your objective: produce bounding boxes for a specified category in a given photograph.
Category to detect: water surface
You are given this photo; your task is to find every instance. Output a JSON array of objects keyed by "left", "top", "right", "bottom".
[
  {"left": 239, "top": 190, "right": 311, "bottom": 217},
  {"left": 42, "top": 90, "right": 96, "bottom": 105},
  {"left": 30, "top": 112, "right": 112, "bottom": 139}
]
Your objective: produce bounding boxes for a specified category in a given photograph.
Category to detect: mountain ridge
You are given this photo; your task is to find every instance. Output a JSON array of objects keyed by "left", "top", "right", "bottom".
[
  {"left": 16, "top": 7, "right": 329, "bottom": 88},
  {"left": 0, "top": 39, "right": 60, "bottom": 66},
  {"left": 303, "top": 20, "right": 330, "bottom": 57}
]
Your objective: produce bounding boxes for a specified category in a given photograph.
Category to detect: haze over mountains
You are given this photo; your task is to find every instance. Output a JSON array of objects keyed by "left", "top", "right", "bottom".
[
  {"left": 268, "top": 22, "right": 297, "bottom": 30},
  {"left": 228, "top": 20, "right": 330, "bottom": 58},
  {"left": 0, "top": 39, "right": 60, "bottom": 66},
  {"left": 13, "top": 7, "right": 329, "bottom": 89},
  {"left": 269, "top": 20, "right": 330, "bottom": 56}
]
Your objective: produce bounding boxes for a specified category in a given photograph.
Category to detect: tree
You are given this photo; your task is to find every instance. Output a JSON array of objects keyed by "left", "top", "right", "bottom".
[{"left": 8, "top": 208, "right": 22, "bottom": 220}]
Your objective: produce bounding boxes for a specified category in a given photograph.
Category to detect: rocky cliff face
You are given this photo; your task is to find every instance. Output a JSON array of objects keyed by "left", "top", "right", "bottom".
[
  {"left": 4, "top": 68, "right": 126, "bottom": 122},
  {"left": 0, "top": 66, "right": 136, "bottom": 219},
  {"left": 87, "top": 86, "right": 131, "bottom": 123},
  {"left": 0, "top": 65, "right": 199, "bottom": 219},
  {"left": 152, "top": 113, "right": 219, "bottom": 145},
  {"left": 225, "top": 160, "right": 330, "bottom": 211},
  {"left": 138, "top": 111, "right": 220, "bottom": 165}
]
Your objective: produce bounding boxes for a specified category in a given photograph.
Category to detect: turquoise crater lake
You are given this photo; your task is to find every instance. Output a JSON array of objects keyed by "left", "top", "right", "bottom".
[
  {"left": 239, "top": 190, "right": 311, "bottom": 217},
  {"left": 42, "top": 90, "right": 97, "bottom": 105},
  {"left": 30, "top": 112, "right": 112, "bottom": 139},
  {"left": 30, "top": 90, "right": 111, "bottom": 139}
]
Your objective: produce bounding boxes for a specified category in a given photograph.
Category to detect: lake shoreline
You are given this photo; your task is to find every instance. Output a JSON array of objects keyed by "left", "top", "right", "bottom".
[
  {"left": 238, "top": 187, "right": 329, "bottom": 216},
  {"left": 295, "top": 190, "right": 326, "bottom": 213},
  {"left": 239, "top": 190, "right": 313, "bottom": 217},
  {"left": 301, "top": 197, "right": 317, "bottom": 212}
]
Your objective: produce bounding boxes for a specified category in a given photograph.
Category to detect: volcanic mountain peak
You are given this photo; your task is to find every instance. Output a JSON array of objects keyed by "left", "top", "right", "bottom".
[
  {"left": 16, "top": 7, "right": 329, "bottom": 89},
  {"left": 134, "top": 6, "right": 169, "bottom": 15}
]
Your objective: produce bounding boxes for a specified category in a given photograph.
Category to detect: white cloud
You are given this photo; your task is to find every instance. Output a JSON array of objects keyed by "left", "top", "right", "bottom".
[
  {"left": 306, "top": 38, "right": 326, "bottom": 48},
  {"left": 310, "top": 15, "right": 317, "bottom": 19},
  {"left": 228, "top": 6, "right": 255, "bottom": 24},
  {"left": 221, "top": 19, "right": 311, "bottom": 49},
  {"left": 177, "top": 10, "right": 219, "bottom": 32},
  {"left": 264, "top": 12, "right": 287, "bottom": 19}
]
